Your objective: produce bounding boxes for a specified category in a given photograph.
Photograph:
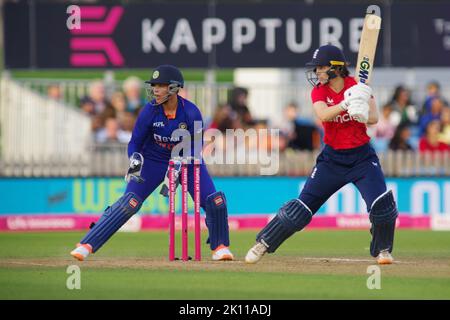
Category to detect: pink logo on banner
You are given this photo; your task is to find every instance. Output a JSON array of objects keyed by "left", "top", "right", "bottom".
[{"left": 70, "top": 6, "right": 124, "bottom": 67}]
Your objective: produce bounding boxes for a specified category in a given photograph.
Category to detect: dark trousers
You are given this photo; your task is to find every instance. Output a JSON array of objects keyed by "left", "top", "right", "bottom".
[{"left": 299, "top": 143, "right": 387, "bottom": 214}]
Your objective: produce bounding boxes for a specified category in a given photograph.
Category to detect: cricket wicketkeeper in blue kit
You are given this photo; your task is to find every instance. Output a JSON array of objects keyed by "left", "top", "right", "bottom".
[{"left": 70, "top": 65, "right": 234, "bottom": 261}]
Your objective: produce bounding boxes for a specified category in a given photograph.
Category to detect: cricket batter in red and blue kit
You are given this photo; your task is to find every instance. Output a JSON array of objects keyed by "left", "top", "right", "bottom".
[
  {"left": 246, "top": 45, "right": 398, "bottom": 265},
  {"left": 71, "top": 65, "right": 234, "bottom": 261}
]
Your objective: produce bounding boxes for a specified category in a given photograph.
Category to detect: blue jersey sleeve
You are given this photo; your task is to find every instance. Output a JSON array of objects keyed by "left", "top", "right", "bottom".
[{"left": 127, "top": 104, "right": 155, "bottom": 158}]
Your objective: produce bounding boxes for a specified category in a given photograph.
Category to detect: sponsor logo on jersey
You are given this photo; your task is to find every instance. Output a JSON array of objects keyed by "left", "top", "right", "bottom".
[
  {"left": 333, "top": 113, "right": 358, "bottom": 123},
  {"left": 153, "top": 122, "right": 165, "bottom": 127},
  {"left": 153, "top": 134, "right": 181, "bottom": 143}
]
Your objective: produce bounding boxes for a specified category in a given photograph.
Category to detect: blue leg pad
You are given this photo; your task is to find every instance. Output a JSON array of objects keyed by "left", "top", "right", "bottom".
[
  {"left": 369, "top": 190, "right": 398, "bottom": 257},
  {"left": 204, "top": 191, "right": 230, "bottom": 250},
  {"left": 80, "top": 192, "right": 142, "bottom": 253},
  {"left": 257, "top": 199, "right": 312, "bottom": 253}
]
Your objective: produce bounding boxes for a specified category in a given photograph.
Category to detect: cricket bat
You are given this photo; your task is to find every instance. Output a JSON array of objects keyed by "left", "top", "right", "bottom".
[{"left": 354, "top": 5, "right": 382, "bottom": 85}]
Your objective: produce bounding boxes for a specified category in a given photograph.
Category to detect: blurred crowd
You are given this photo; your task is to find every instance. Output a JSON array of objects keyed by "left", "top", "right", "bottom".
[
  {"left": 47, "top": 77, "right": 146, "bottom": 145},
  {"left": 205, "top": 87, "right": 321, "bottom": 154},
  {"left": 46, "top": 79, "right": 450, "bottom": 154},
  {"left": 371, "top": 81, "right": 450, "bottom": 153},
  {"left": 76, "top": 77, "right": 145, "bottom": 144},
  {"left": 205, "top": 81, "right": 450, "bottom": 155}
]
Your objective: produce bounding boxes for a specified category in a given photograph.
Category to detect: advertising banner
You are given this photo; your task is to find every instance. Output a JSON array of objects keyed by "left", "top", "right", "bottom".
[{"left": 4, "top": 3, "right": 450, "bottom": 68}]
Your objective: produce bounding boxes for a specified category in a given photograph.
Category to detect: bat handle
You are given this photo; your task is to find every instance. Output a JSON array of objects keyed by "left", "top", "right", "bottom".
[{"left": 366, "top": 5, "right": 381, "bottom": 17}]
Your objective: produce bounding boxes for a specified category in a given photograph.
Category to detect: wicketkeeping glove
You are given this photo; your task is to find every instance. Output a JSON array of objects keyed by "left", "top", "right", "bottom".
[
  {"left": 159, "top": 160, "right": 182, "bottom": 197},
  {"left": 125, "top": 152, "right": 145, "bottom": 183}
]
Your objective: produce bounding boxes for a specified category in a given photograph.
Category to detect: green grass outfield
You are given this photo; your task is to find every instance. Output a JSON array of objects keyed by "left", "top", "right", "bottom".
[{"left": 0, "top": 230, "right": 449, "bottom": 300}]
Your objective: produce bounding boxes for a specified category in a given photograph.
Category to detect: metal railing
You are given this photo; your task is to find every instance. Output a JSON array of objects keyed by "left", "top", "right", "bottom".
[{"left": 1, "top": 143, "right": 449, "bottom": 177}]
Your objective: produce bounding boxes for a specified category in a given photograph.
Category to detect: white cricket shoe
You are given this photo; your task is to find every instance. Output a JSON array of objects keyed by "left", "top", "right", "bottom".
[
  {"left": 70, "top": 243, "right": 92, "bottom": 261},
  {"left": 245, "top": 241, "right": 268, "bottom": 264},
  {"left": 377, "top": 249, "right": 394, "bottom": 265},
  {"left": 212, "top": 245, "right": 234, "bottom": 261}
]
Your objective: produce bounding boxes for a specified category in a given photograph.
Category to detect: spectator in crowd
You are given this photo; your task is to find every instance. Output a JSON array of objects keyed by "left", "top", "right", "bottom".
[
  {"left": 110, "top": 91, "right": 127, "bottom": 120},
  {"left": 117, "top": 111, "right": 136, "bottom": 143},
  {"left": 388, "top": 123, "right": 413, "bottom": 151},
  {"left": 390, "top": 85, "right": 418, "bottom": 125},
  {"left": 438, "top": 107, "right": 450, "bottom": 145},
  {"left": 280, "top": 102, "right": 320, "bottom": 151},
  {"left": 91, "top": 114, "right": 105, "bottom": 133},
  {"left": 253, "top": 120, "right": 272, "bottom": 152},
  {"left": 90, "top": 105, "right": 117, "bottom": 136},
  {"left": 47, "top": 84, "right": 62, "bottom": 102},
  {"left": 86, "top": 89, "right": 117, "bottom": 133},
  {"left": 208, "top": 103, "right": 241, "bottom": 132},
  {"left": 375, "top": 103, "right": 397, "bottom": 140},
  {"left": 123, "top": 76, "right": 146, "bottom": 114},
  {"left": 80, "top": 99, "right": 96, "bottom": 117},
  {"left": 80, "top": 80, "right": 110, "bottom": 115},
  {"left": 276, "top": 102, "right": 296, "bottom": 139},
  {"left": 229, "top": 87, "right": 254, "bottom": 127},
  {"left": 418, "top": 97, "right": 445, "bottom": 136},
  {"left": 422, "top": 81, "right": 448, "bottom": 115},
  {"left": 93, "top": 104, "right": 115, "bottom": 130},
  {"left": 99, "top": 101, "right": 117, "bottom": 119},
  {"left": 96, "top": 117, "right": 130, "bottom": 144},
  {"left": 419, "top": 120, "right": 450, "bottom": 153}
]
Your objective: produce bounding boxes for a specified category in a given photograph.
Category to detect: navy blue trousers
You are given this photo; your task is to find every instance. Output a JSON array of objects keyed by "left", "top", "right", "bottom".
[{"left": 299, "top": 143, "right": 387, "bottom": 214}]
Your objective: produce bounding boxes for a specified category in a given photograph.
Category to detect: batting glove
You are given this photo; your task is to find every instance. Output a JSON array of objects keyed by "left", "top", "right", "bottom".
[
  {"left": 345, "top": 83, "right": 373, "bottom": 102},
  {"left": 347, "top": 100, "right": 370, "bottom": 123}
]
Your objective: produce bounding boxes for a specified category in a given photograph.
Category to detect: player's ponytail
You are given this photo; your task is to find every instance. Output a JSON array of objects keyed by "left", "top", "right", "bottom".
[{"left": 339, "top": 65, "right": 350, "bottom": 78}]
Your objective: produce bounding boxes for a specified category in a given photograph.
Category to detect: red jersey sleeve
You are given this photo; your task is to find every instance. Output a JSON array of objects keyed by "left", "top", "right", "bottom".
[{"left": 311, "top": 86, "right": 327, "bottom": 104}]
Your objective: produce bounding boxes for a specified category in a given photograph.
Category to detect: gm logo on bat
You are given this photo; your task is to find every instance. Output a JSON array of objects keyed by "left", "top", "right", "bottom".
[{"left": 358, "top": 56, "right": 371, "bottom": 83}]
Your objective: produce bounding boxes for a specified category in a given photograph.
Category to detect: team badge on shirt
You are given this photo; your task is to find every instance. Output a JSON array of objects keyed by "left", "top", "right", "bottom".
[
  {"left": 179, "top": 122, "right": 187, "bottom": 129},
  {"left": 214, "top": 195, "right": 224, "bottom": 206},
  {"left": 326, "top": 97, "right": 334, "bottom": 105},
  {"left": 129, "top": 198, "right": 139, "bottom": 208}
]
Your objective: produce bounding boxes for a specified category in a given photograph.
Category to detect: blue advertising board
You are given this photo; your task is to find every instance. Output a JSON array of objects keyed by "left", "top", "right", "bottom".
[{"left": 0, "top": 177, "right": 449, "bottom": 216}]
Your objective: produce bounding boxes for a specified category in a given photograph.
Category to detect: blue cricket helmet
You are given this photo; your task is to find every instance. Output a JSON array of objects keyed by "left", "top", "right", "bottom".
[
  {"left": 305, "top": 45, "right": 349, "bottom": 86},
  {"left": 305, "top": 44, "right": 347, "bottom": 68},
  {"left": 145, "top": 65, "right": 184, "bottom": 88}
]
